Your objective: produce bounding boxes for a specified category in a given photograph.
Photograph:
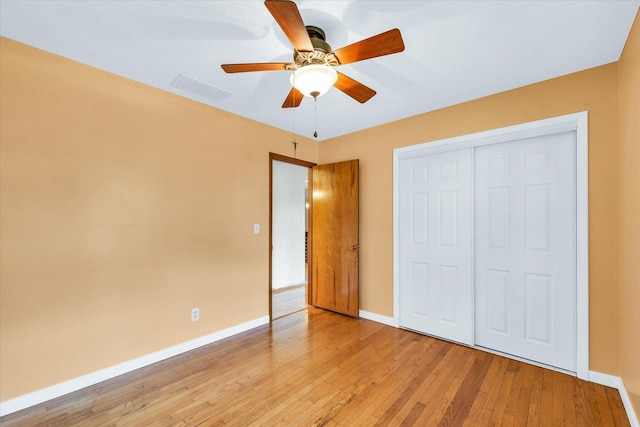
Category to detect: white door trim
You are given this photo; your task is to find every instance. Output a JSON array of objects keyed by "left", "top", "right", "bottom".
[{"left": 393, "top": 111, "right": 589, "bottom": 380}]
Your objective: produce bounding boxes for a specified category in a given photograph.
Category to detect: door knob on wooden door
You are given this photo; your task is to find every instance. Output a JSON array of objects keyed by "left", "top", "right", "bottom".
[{"left": 351, "top": 245, "right": 360, "bottom": 250}]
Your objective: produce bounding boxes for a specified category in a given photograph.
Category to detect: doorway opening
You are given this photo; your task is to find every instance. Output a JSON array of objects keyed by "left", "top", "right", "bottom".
[{"left": 269, "top": 153, "right": 316, "bottom": 320}]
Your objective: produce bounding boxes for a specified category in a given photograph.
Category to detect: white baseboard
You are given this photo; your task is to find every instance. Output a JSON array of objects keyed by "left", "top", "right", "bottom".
[
  {"left": 0, "top": 315, "right": 270, "bottom": 417},
  {"left": 589, "top": 370, "right": 639, "bottom": 427},
  {"left": 359, "top": 310, "right": 398, "bottom": 327},
  {"left": 589, "top": 370, "right": 621, "bottom": 388}
]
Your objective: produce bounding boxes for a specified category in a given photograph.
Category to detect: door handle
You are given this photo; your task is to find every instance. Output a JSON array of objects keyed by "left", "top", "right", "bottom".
[{"left": 351, "top": 245, "right": 360, "bottom": 250}]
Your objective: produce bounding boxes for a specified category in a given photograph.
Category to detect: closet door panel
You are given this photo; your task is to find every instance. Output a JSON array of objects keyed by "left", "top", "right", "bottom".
[
  {"left": 474, "top": 132, "right": 576, "bottom": 372},
  {"left": 399, "top": 149, "right": 473, "bottom": 345}
]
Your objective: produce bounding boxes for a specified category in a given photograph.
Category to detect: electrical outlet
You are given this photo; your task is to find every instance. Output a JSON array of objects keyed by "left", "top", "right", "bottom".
[
  {"left": 191, "top": 308, "right": 200, "bottom": 322},
  {"left": 253, "top": 223, "right": 260, "bottom": 234}
]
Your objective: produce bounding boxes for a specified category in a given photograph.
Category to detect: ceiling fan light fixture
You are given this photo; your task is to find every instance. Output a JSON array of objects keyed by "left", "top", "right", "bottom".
[{"left": 290, "top": 64, "right": 338, "bottom": 98}]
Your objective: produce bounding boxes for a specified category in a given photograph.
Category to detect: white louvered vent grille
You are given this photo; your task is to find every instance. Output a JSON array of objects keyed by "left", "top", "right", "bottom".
[{"left": 170, "top": 74, "right": 231, "bottom": 102}]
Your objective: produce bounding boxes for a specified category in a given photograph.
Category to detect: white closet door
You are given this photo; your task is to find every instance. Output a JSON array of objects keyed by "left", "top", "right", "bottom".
[
  {"left": 399, "top": 149, "right": 473, "bottom": 345},
  {"left": 474, "top": 132, "right": 576, "bottom": 371}
]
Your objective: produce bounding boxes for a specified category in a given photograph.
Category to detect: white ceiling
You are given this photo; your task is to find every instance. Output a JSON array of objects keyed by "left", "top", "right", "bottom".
[{"left": 1, "top": 1, "right": 638, "bottom": 141}]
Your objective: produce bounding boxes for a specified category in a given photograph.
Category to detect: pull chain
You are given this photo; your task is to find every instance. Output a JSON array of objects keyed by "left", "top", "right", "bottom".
[
  {"left": 292, "top": 72, "right": 298, "bottom": 157},
  {"left": 313, "top": 96, "right": 318, "bottom": 138}
]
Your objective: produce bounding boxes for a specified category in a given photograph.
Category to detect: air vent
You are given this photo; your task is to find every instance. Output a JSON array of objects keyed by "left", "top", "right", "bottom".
[{"left": 170, "top": 74, "right": 231, "bottom": 102}]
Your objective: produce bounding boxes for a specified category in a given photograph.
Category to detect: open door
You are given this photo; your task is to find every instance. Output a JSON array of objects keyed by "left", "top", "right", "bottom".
[{"left": 311, "top": 160, "right": 359, "bottom": 317}]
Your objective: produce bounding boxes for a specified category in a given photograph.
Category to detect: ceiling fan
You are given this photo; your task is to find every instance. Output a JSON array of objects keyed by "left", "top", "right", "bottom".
[{"left": 221, "top": 0, "right": 405, "bottom": 108}]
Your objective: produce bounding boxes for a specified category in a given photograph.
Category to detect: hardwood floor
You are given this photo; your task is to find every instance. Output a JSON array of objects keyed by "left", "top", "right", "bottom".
[
  {"left": 1, "top": 308, "right": 630, "bottom": 426},
  {"left": 272, "top": 284, "right": 307, "bottom": 320}
]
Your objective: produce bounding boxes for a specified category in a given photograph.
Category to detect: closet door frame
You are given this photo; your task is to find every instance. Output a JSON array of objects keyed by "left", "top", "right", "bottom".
[{"left": 393, "top": 111, "right": 589, "bottom": 380}]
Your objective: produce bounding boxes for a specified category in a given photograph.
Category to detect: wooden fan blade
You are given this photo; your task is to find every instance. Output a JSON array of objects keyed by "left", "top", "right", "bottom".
[
  {"left": 333, "top": 28, "right": 405, "bottom": 65},
  {"left": 265, "top": 0, "right": 313, "bottom": 52},
  {"left": 282, "top": 87, "right": 304, "bottom": 108},
  {"left": 334, "top": 72, "right": 376, "bottom": 103},
  {"left": 221, "top": 63, "right": 291, "bottom": 73}
]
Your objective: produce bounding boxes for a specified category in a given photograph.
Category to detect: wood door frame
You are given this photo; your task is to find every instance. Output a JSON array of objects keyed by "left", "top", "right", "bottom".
[
  {"left": 269, "top": 153, "right": 317, "bottom": 321},
  {"left": 393, "top": 111, "right": 589, "bottom": 379}
]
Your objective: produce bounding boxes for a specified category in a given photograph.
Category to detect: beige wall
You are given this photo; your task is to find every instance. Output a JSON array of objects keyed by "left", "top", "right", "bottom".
[
  {"left": 619, "top": 12, "right": 640, "bottom": 418},
  {"left": 319, "top": 64, "right": 621, "bottom": 374},
  {"left": 0, "top": 38, "right": 318, "bottom": 400}
]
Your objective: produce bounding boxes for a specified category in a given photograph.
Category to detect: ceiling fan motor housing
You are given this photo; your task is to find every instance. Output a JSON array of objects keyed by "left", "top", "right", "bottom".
[
  {"left": 293, "top": 26, "right": 339, "bottom": 67},
  {"left": 307, "top": 26, "right": 330, "bottom": 52}
]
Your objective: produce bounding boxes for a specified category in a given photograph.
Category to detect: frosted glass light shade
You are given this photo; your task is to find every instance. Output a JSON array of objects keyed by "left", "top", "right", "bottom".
[{"left": 290, "top": 65, "right": 338, "bottom": 98}]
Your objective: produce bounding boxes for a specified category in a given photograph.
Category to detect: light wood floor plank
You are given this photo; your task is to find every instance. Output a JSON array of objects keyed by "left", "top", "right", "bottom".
[{"left": 0, "top": 308, "right": 630, "bottom": 426}]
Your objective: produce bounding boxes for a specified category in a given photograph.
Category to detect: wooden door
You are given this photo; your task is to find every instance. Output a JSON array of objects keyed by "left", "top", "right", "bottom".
[
  {"left": 398, "top": 149, "right": 474, "bottom": 345},
  {"left": 311, "top": 160, "right": 359, "bottom": 317}
]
